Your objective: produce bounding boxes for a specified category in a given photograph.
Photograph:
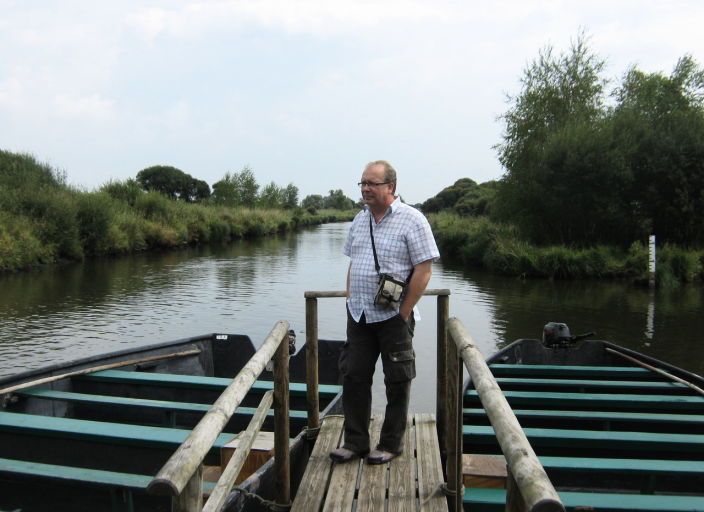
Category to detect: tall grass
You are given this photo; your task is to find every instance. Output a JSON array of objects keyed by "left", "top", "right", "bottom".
[
  {"left": 0, "top": 150, "right": 356, "bottom": 272},
  {"left": 428, "top": 212, "right": 703, "bottom": 283}
]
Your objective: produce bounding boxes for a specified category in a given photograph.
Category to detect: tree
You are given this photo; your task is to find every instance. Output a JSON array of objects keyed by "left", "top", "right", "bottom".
[
  {"left": 302, "top": 194, "right": 324, "bottom": 210},
  {"left": 612, "top": 55, "right": 704, "bottom": 245},
  {"left": 323, "top": 189, "right": 355, "bottom": 210},
  {"left": 281, "top": 183, "right": 299, "bottom": 209},
  {"left": 212, "top": 166, "right": 260, "bottom": 207},
  {"left": 493, "top": 33, "right": 612, "bottom": 244},
  {"left": 259, "top": 181, "right": 283, "bottom": 208},
  {"left": 136, "top": 165, "right": 209, "bottom": 202}
]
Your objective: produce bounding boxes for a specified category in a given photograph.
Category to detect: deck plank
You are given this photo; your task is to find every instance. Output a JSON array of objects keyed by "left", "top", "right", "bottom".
[
  {"left": 290, "top": 415, "right": 343, "bottom": 512},
  {"left": 387, "top": 415, "right": 416, "bottom": 512},
  {"left": 415, "top": 413, "right": 447, "bottom": 512},
  {"left": 356, "top": 416, "right": 387, "bottom": 512},
  {"left": 291, "top": 413, "right": 447, "bottom": 511}
]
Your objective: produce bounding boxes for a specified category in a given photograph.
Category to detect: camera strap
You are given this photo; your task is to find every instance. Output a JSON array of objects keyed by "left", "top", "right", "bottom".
[{"left": 369, "top": 215, "right": 381, "bottom": 275}]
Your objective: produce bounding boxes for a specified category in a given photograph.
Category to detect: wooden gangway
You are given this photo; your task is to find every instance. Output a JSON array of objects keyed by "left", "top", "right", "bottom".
[{"left": 291, "top": 413, "right": 447, "bottom": 512}]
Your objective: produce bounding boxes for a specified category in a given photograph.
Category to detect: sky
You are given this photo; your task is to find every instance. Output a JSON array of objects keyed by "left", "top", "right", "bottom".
[{"left": 1, "top": 1, "right": 703, "bottom": 205}]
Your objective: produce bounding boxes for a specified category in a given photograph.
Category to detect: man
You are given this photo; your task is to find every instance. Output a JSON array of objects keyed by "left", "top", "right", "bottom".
[{"left": 330, "top": 160, "right": 440, "bottom": 465}]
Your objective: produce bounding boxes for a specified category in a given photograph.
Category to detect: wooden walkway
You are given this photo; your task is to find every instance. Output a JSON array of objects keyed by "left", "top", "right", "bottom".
[{"left": 291, "top": 413, "right": 448, "bottom": 512}]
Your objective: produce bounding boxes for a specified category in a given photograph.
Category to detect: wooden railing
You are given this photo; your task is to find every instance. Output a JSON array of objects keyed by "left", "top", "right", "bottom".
[
  {"left": 148, "top": 320, "right": 292, "bottom": 512},
  {"left": 303, "top": 289, "right": 452, "bottom": 440},
  {"left": 443, "top": 318, "right": 565, "bottom": 512}
]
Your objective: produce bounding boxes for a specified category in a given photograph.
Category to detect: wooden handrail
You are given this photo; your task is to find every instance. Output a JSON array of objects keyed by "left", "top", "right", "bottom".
[
  {"left": 447, "top": 318, "right": 565, "bottom": 512},
  {"left": 148, "top": 320, "right": 290, "bottom": 503},
  {"left": 303, "top": 289, "right": 451, "bottom": 439},
  {"left": 203, "top": 390, "right": 274, "bottom": 512}
]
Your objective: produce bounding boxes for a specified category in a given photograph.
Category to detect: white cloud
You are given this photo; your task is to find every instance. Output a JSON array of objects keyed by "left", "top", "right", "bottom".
[{"left": 54, "top": 93, "right": 116, "bottom": 122}]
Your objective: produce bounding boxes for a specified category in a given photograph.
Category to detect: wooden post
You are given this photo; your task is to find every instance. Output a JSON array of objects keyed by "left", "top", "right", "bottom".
[
  {"left": 148, "top": 321, "right": 289, "bottom": 498},
  {"left": 454, "top": 338, "right": 464, "bottom": 512},
  {"left": 171, "top": 464, "right": 202, "bottom": 512},
  {"left": 436, "top": 293, "right": 449, "bottom": 461},
  {"left": 448, "top": 318, "right": 564, "bottom": 512},
  {"left": 305, "top": 295, "right": 320, "bottom": 437},
  {"left": 445, "top": 321, "right": 461, "bottom": 511},
  {"left": 274, "top": 327, "right": 291, "bottom": 507},
  {"left": 506, "top": 472, "right": 527, "bottom": 512}
]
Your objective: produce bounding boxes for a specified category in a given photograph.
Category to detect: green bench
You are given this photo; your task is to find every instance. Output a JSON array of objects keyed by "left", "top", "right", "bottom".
[
  {"left": 17, "top": 388, "right": 307, "bottom": 427},
  {"left": 488, "top": 364, "right": 654, "bottom": 379},
  {"left": 464, "top": 389, "right": 704, "bottom": 411},
  {"left": 74, "top": 369, "right": 342, "bottom": 398},
  {"left": 0, "top": 411, "right": 235, "bottom": 450},
  {"left": 463, "top": 487, "right": 704, "bottom": 512},
  {"left": 463, "top": 407, "right": 704, "bottom": 427},
  {"left": 0, "top": 456, "right": 150, "bottom": 512},
  {"left": 494, "top": 376, "right": 689, "bottom": 392},
  {"left": 0, "top": 457, "right": 215, "bottom": 512},
  {"left": 463, "top": 424, "right": 704, "bottom": 453}
]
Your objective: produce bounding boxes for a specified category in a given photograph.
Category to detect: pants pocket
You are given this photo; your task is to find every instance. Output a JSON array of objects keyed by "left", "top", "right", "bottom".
[{"left": 386, "top": 348, "right": 416, "bottom": 382}]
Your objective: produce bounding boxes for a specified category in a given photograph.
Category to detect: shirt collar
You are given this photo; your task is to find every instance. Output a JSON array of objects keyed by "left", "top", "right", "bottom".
[{"left": 364, "top": 196, "right": 401, "bottom": 219}]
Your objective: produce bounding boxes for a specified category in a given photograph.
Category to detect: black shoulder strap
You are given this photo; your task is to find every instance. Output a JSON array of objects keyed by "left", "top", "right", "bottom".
[{"left": 369, "top": 214, "right": 380, "bottom": 274}]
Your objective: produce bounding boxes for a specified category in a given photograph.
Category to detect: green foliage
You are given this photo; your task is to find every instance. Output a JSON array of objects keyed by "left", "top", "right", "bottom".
[
  {"left": 323, "top": 189, "right": 355, "bottom": 210},
  {"left": 212, "top": 166, "right": 259, "bottom": 207},
  {"left": 136, "top": 165, "right": 210, "bottom": 202},
  {"left": 421, "top": 178, "right": 498, "bottom": 216},
  {"left": 302, "top": 194, "right": 324, "bottom": 210},
  {"left": 100, "top": 178, "right": 142, "bottom": 206},
  {"left": 494, "top": 32, "right": 704, "bottom": 248}
]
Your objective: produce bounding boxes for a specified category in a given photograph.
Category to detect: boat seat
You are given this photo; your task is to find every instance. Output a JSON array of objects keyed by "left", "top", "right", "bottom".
[
  {"left": 494, "top": 376, "right": 691, "bottom": 392},
  {"left": 489, "top": 364, "right": 654, "bottom": 379},
  {"left": 74, "top": 369, "right": 341, "bottom": 398},
  {"left": 463, "top": 407, "right": 704, "bottom": 428},
  {"left": 0, "top": 411, "right": 235, "bottom": 450},
  {"left": 463, "top": 424, "right": 704, "bottom": 454},
  {"left": 0, "top": 456, "right": 214, "bottom": 512},
  {"left": 463, "top": 486, "right": 704, "bottom": 512},
  {"left": 16, "top": 388, "right": 307, "bottom": 427},
  {"left": 464, "top": 389, "right": 704, "bottom": 411}
]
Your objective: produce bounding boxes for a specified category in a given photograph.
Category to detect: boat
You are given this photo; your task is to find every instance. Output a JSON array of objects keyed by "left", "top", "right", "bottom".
[
  {"left": 461, "top": 323, "right": 704, "bottom": 512},
  {"left": 0, "top": 328, "right": 344, "bottom": 512}
]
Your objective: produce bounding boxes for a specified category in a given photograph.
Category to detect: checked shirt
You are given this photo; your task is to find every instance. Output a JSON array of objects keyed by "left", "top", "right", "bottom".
[{"left": 344, "top": 197, "right": 440, "bottom": 324}]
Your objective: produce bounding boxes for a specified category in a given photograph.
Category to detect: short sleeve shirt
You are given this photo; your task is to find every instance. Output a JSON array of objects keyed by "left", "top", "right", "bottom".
[{"left": 344, "top": 198, "right": 440, "bottom": 323}]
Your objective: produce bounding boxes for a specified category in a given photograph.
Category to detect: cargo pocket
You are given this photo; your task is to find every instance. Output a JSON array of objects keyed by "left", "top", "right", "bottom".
[{"left": 386, "top": 348, "right": 416, "bottom": 382}]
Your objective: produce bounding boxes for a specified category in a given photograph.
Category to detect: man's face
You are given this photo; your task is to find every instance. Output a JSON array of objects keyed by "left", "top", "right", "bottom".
[{"left": 360, "top": 164, "right": 394, "bottom": 210}]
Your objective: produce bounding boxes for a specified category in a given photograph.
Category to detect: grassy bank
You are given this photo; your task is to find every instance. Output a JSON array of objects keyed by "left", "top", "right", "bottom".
[
  {"left": 0, "top": 151, "right": 355, "bottom": 272},
  {"left": 428, "top": 212, "right": 704, "bottom": 285}
]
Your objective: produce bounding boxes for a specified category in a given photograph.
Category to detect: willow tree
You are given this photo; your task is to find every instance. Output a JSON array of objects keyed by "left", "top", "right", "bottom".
[{"left": 494, "top": 34, "right": 611, "bottom": 244}]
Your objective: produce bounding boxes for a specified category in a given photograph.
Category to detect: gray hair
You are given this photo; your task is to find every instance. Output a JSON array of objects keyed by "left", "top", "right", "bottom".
[{"left": 366, "top": 160, "right": 397, "bottom": 184}]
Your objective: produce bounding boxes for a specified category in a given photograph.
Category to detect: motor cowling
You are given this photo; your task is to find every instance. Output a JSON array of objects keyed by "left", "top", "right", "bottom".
[{"left": 542, "top": 322, "right": 573, "bottom": 347}]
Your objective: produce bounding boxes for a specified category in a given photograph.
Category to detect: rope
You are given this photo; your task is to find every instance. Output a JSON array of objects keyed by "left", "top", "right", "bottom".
[
  {"left": 420, "top": 482, "right": 460, "bottom": 508},
  {"left": 229, "top": 487, "right": 291, "bottom": 511}
]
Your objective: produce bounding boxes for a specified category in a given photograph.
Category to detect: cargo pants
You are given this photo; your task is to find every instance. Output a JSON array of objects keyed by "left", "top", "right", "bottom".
[{"left": 339, "top": 307, "right": 416, "bottom": 455}]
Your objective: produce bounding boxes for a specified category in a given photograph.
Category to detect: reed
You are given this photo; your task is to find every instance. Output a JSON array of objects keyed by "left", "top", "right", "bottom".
[
  {"left": 0, "top": 151, "right": 356, "bottom": 272},
  {"left": 428, "top": 212, "right": 701, "bottom": 283}
]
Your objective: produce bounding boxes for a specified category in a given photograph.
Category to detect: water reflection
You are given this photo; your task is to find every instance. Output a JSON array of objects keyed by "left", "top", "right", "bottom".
[{"left": 1, "top": 222, "right": 703, "bottom": 413}]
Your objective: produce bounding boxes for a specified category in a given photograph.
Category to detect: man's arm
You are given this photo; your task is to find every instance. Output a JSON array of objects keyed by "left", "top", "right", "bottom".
[
  {"left": 346, "top": 262, "right": 351, "bottom": 299},
  {"left": 398, "top": 259, "right": 433, "bottom": 321}
]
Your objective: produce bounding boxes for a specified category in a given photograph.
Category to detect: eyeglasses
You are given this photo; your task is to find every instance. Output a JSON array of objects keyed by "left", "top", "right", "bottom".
[{"left": 358, "top": 181, "right": 391, "bottom": 188}]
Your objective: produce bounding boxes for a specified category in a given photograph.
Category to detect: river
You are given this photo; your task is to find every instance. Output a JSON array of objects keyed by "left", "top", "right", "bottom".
[{"left": 1, "top": 222, "right": 703, "bottom": 412}]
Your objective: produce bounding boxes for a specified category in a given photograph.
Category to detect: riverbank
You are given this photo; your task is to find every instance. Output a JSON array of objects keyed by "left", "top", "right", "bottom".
[
  {"left": 428, "top": 212, "right": 704, "bottom": 286},
  {"left": 0, "top": 201, "right": 355, "bottom": 273}
]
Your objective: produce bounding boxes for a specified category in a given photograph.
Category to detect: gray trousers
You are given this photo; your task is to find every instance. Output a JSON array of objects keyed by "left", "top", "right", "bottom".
[{"left": 339, "top": 308, "right": 416, "bottom": 454}]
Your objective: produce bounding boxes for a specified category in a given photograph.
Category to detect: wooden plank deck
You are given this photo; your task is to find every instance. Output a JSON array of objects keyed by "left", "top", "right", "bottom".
[{"left": 291, "top": 413, "right": 448, "bottom": 512}]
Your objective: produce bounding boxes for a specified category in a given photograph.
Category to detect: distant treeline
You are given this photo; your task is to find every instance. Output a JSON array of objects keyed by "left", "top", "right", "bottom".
[
  {"left": 422, "top": 34, "right": 704, "bottom": 284},
  {"left": 0, "top": 151, "right": 355, "bottom": 272}
]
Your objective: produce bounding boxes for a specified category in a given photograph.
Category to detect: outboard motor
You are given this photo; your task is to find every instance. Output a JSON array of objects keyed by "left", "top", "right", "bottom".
[
  {"left": 542, "top": 322, "right": 595, "bottom": 348},
  {"left": 288, "top": 329, "right": 296, "bottom": 355}
]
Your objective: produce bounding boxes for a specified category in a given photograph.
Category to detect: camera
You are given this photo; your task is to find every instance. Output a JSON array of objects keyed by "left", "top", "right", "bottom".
[{"left": 373, "top": 273, "right": 406, "bottom": 309}]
